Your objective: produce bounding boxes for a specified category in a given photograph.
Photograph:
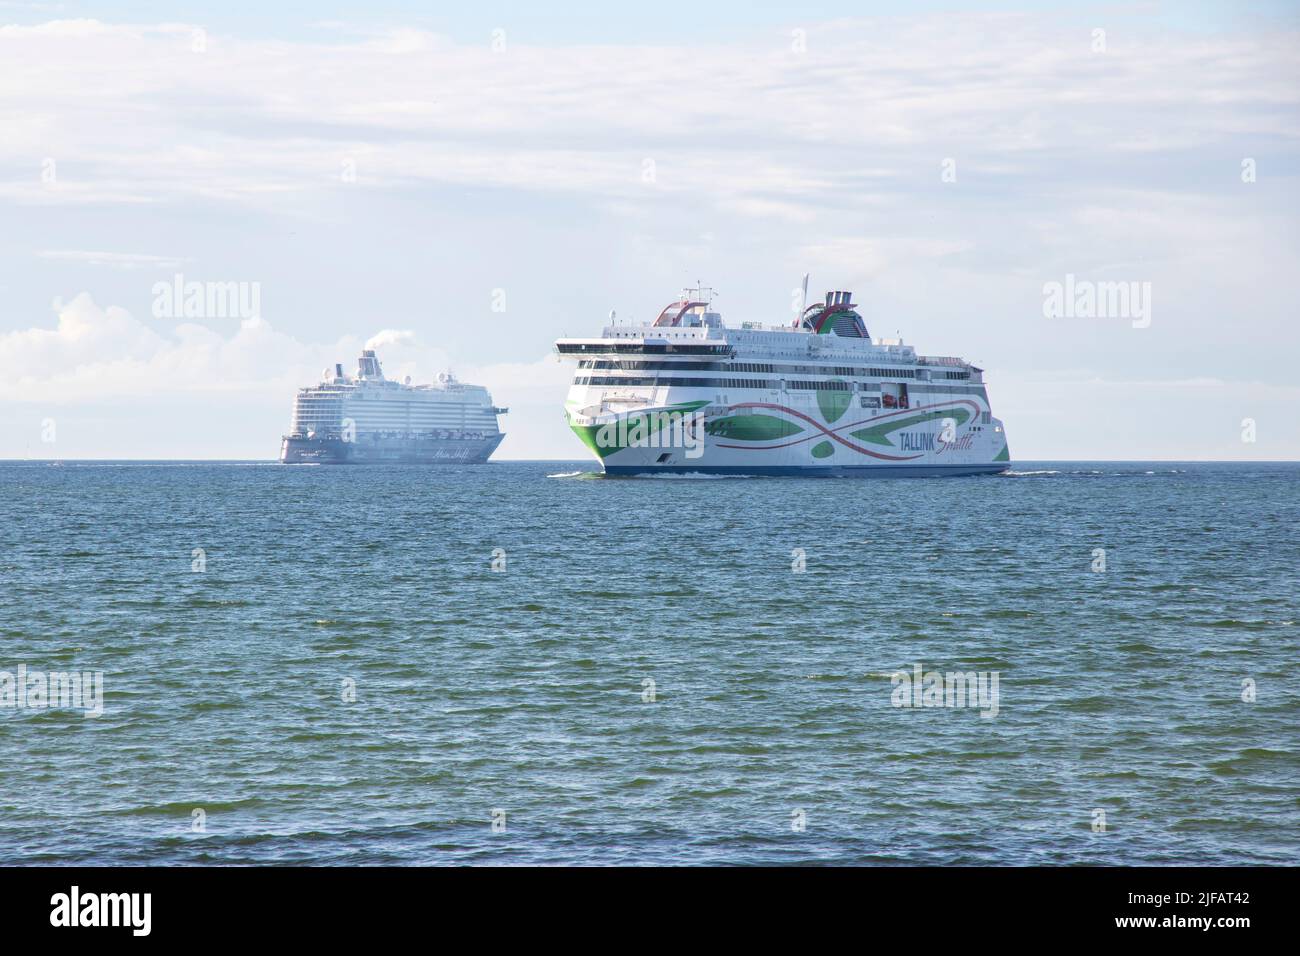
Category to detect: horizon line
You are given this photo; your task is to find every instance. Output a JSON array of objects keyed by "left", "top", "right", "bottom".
[{"left": 3, "top": 458, "right": 1297, "bottom": 465}]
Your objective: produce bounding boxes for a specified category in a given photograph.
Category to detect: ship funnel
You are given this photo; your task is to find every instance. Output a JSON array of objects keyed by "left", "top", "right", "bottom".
[
  {"left": 357, "top": 350, "right": 384, "bottom": 380},
  {"left": 825, "top": 290, "right": 853, "bottom": 307},
  {"left": 334, "top": 363, "right": 344, "bottom": 380}
]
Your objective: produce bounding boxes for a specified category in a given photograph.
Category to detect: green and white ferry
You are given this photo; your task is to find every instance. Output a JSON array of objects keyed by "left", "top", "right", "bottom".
[{"left": 555, "top": 283, "right": 1011, "bottom": 477}]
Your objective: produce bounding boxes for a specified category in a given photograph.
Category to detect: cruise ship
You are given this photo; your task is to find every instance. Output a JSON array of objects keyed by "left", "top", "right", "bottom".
[
  {"left": 555, "top": 283, "right": 1010, "bottom": 476},
  {"left": 280, "top": 350, "right": 506, "bottom": 464}
]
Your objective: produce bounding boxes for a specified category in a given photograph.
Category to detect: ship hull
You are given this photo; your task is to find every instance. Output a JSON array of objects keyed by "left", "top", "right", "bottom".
[
  {"left": 601, "top": 462, "right": 1008, "bottom": 477},
  {"left": 280, "top": 433, "right": 504, "bottom": 464},
  {"left": 567, "top": 396, "right": 1011, "bottom": 478}
]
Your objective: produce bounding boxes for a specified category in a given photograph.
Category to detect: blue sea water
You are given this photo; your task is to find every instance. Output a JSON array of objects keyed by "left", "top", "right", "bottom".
[{"left": 1, "top": 460, "right": 1297, "bottom": 866}]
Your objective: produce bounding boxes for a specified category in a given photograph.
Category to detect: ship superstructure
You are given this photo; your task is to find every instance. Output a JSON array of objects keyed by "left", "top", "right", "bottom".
[
  {"left": 280, "top": 350, "right": 506, "bottom": 464},
  {"left": 554, "top": 284, "right": 1010, "bottom": 476}
]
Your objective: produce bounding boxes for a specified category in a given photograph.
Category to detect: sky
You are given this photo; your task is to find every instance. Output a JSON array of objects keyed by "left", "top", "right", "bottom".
[{"left": 1, "top": 1, "right": 1297, "bottom": 460}]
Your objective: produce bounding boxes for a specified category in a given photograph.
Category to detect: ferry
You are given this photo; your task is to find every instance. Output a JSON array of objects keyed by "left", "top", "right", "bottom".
[{"left": 554, "top": 282, "right": 1010, "bottom": 476}]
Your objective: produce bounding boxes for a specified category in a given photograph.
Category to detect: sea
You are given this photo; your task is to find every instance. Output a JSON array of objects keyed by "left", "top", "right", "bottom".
[{"left": 2, "top": 460, "right": 1297, "bottom": 865}]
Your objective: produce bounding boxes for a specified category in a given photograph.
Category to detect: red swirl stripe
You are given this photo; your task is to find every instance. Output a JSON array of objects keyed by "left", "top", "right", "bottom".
[{"left": 713, "top": 399, "right": 982, "bottom": 461}]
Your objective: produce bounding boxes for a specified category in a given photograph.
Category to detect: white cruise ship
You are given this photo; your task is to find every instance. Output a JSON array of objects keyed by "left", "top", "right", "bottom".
[
  {"left": 554, "top": 284, "right": 1010, "bottom": 477},
  {"left": 280, "top": 350, "right": 506, "bottom": 464}
]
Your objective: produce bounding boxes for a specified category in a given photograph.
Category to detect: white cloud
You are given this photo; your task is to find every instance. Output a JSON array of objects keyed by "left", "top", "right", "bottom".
[
  {"left": 0, "top": 293, "right": 432, "bottom": 403},
  {"left": 795, "top": 237, "right": 975, "bottom": 283},
  {"left": 0, "top": 14, "right": 1294, "bottom": 215},
  {"left": 0, "top": 18, "right": 123, "bottom": 39},
  {"left": 37, "top": 250, "right": 188, "bottom": 269}
]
